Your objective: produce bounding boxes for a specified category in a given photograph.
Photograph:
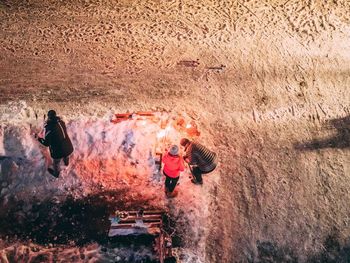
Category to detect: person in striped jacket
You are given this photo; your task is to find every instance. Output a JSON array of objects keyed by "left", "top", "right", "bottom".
[
  {"left": 180, "top": 138, "right": 217, "bottom": 184},
  {"left": 37, "top": 110, "right": 74, "bottom": 178}
]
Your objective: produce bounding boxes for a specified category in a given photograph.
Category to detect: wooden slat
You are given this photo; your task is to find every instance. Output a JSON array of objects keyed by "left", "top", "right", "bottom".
[
  {"left": 136, "top": 111, "right": 155, "bottom": 116},
  {"left": 111, "top": 221, "right": 162, "bottom": 227},
  {"left": 112, "top": 220, "right": 162, "bottom": 226},
  {"left": 115, "top": 113, "right": 132, "bottom": 118},
  {"left": 110, "top": 211, "right": 164, "bottom": 217}
]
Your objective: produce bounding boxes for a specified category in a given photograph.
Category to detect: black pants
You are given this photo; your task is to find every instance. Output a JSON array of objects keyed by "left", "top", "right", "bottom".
[
  {"left": 53, "top": 156, "right": 70, "bottom": 175},
  {"left": 164, "top": 172, "right": 179, "bottom": 193},
  {"left": 191, "top": 166, "right": 216, "bottom": 183}
]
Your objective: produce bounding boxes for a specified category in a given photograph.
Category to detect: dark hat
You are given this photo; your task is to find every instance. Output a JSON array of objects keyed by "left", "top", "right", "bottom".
[
  {"left": 180, "top": 138, "right": 190, "bottom": 147},
  {"left": 47, "top": 110, "right": 57, "bottom": 119}
]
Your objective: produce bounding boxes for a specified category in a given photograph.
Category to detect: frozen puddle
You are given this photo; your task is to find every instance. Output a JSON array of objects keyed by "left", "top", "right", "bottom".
[{"left": 0, "top": 111, "right": 210, "bottom": 262}]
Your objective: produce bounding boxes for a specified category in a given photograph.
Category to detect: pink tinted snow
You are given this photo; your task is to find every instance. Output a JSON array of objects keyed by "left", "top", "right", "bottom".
[{"left": 0, "top": 112, "right": 212, "bottom": 262}]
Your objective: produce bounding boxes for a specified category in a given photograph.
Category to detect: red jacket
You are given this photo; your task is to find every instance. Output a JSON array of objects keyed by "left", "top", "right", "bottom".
[{"left": 162, "top": 153, "right": 185, "bottom": 178}]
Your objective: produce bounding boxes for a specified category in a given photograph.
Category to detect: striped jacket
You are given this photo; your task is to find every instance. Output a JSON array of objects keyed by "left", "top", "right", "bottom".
[{"left": 184, "top": 142, "right": 217, "bottom": 172}]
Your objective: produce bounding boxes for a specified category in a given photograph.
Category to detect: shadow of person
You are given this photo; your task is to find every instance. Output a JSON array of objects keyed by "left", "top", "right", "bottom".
[
  {"left": 294, "top": 115, "right": 350, "bottom": 151},
  {"left": 306, "top": 231, "right": 350, "bottom": 263}
]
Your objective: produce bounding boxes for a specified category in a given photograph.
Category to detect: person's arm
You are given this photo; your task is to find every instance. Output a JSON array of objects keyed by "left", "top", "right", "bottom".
[
  {"left": 189, "top": 152, "right": 198, "bottom": 166},
  {"left": 183, "top": 155, "right": 189, "bottom": 163},
  {"left": 38, "top": 127, "right": 52, "bottom": 147},
  {"left": 162, "top": 152, "right": 169, "bottom": 164},
  {"left": 183, "top": 149, "right": 190, "bottom": 163},
  {"left": 179, "top": 157, "right": 185, "bottom": 171}
]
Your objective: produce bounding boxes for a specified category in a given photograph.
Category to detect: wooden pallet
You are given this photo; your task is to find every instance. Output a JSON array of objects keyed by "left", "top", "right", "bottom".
[{"left": 108, "top": 210, "right": 173, "bottom": 263}]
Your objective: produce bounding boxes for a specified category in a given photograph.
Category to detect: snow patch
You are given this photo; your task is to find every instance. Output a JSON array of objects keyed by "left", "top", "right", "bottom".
[{"left": 0, "top": 103, "right": 217, "bottom": 262}]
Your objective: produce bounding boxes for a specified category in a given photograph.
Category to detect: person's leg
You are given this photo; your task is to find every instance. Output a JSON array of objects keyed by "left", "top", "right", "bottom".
[
  {"left": 48, "top": 158, "right": 61, "bottom": 177},
  {"left": 201, "top": 165, "right": 216, "bottom": 175},
  {"left": 63, "top": 156, "right": 69, "bottom": 166},
  {"left": 164, "top": 174, "right": 171, "bottom": 192},
  {"left": 168, "top": 177, "right": 179, "bottom": 192},
  {"left": 193, "top": 166, "right": 216, "bottom": 183},
  {"left": 191, "top": 167, "right": 203, "bottom": 184},
  {"left": 53, "top": 158, "right": 61, "bottom": 174}
]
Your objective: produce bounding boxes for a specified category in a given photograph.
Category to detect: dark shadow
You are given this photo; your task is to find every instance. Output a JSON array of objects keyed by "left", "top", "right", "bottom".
[
  {"left": 255, "top": 234, "right": 350, "bottom": 263},
  {"left": 0, "top": 190, "right": 178, "bottom": 262},
  {"left": 255, "top": 240, "right": 298, "bottom": 263},
  {"left": 294, "top": 116, "right": 350, "bottom": 151},
  {"left": 0, "top": 190, "right": 160, "bottom": 246},
  {"left": 306, "top": 233, "right": 350, "bottom": 263}
]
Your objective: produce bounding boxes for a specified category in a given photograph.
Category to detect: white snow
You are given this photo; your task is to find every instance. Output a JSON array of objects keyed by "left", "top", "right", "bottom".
[{"left": 0, "top": 102, "right": 218, "bottom": 262}]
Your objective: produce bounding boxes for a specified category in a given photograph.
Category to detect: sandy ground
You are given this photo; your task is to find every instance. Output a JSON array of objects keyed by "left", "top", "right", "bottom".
[{"left": 1, "top": 0, "right": 350, "bottom": 262}]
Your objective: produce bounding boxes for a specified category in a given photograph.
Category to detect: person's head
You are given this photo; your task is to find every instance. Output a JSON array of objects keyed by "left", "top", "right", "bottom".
[
  {"left": 169, "top": 145, "right": 179, "bottom": 156},
  {"left": 47, "top": 110, "right": 57, "bottom": 120},
  {"left": 180, "top": 138, "right": 190, "bottom": 147}
]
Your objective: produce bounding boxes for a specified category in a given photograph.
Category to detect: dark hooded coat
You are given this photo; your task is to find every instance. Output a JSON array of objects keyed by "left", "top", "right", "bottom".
[{"left": 38, "top": 117, "right": 74, "bottom": 159}]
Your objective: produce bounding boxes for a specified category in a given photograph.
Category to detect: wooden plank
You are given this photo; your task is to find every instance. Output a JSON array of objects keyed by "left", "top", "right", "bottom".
[
  {"left": 115, "top": 113, "right": 132, "bottom": 118},
  {"left": 111, "top": 210, "right": 164, "bottom": 216},
  {"left": 136, "top": 111, "right": 155, "bottom": 116},
  {"left": 109, "top": 215, "right": 163, "bottom": 221},
  {"left": 110, "top": 222, "right": 162, "bottom": 229}
]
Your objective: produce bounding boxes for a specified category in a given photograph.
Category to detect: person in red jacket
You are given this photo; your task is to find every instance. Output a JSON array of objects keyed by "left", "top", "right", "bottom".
[{"left": 162, "top": 145, "right": 184, "bottom": 197}]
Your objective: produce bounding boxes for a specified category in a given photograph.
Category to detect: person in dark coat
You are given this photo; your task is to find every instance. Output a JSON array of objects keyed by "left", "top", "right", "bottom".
[
  {"left": 180, "top": 138, "right": 217, "bottom": 184},
  {"left": 37, "top": 110, "right": 74, "bottom": 177}
]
